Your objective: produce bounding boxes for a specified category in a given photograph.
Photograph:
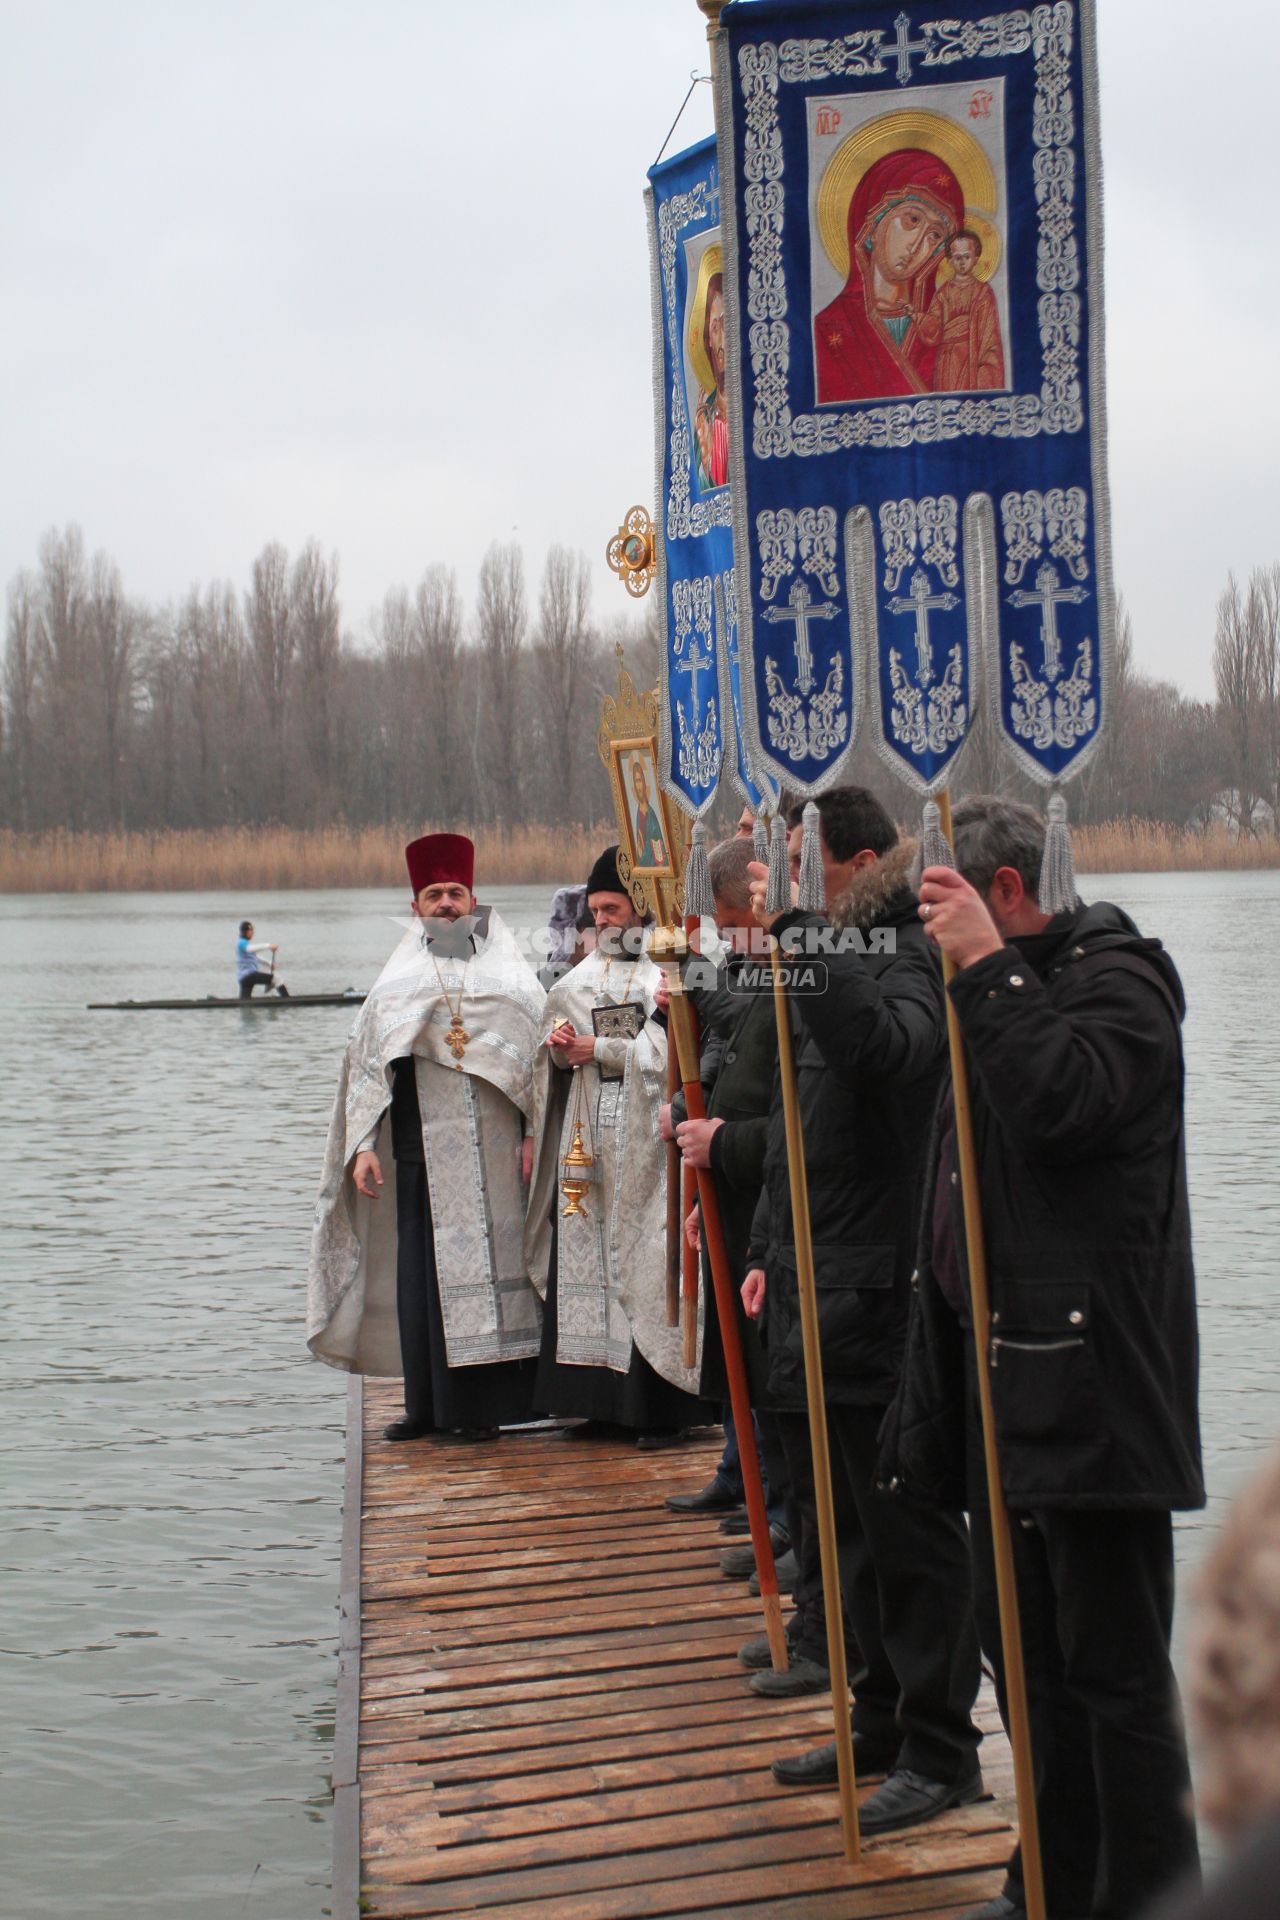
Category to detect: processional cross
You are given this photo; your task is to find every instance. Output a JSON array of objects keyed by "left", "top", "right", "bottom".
[
  {"left": 887, "top": 568, "right": 960, "bottom": 684},
  {"left": 761, "top": 579, "right": 839, "bottom": 695},
  {"left": 1006, "top": 561, "right": 1089, "bottom": 681}
]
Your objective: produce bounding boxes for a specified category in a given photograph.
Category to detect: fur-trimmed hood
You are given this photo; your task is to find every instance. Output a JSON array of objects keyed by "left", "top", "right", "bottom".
[{"left": 828, "top": 838, "right": 919, "bottom": 934}]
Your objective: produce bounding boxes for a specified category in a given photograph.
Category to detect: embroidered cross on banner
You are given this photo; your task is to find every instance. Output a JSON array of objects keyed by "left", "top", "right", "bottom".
[
  {"left": 761, "top": 579, "right": 839, "bottom": 695},
  {"left": 886, "top": 10, "right": 929, "bottom": 86},
  {"left": 887, "top": 569, "right": 960, "bottom": 685},
  {"left": 677, "top": 642, "right": 713, "bottom": 723},
  {"left": 1007, "top": 562, "right": 1089, "bottom": 681}
]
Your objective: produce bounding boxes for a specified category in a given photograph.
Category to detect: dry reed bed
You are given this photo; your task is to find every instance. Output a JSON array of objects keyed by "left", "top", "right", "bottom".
[
  {"left": 0, "top": 819, "right": 1277, "bottom": 893},
  {"left": 0, "top": 825, "right": 606, "bottom": 893}
]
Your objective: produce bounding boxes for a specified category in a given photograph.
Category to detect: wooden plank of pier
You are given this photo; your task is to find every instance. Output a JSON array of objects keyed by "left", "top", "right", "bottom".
[{"left": 335, "top": 1377, "right": 1015, "bottom": 1920}]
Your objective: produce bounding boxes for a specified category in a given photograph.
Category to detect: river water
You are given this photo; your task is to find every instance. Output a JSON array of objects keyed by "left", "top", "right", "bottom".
[{"left": 1, "top": 873, "right": 1277, "bottom": 1916}]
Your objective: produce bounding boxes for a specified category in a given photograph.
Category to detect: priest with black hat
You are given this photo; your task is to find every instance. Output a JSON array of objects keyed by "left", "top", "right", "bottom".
[
  {"left": 526, "top": 846, "right": 706, "bottom": 1442},
  {"left": 307, "top": 831, "right": 547, "bottom": 1439}
]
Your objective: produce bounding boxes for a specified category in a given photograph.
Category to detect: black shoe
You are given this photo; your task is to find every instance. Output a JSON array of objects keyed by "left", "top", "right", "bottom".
[
  {"left": 749, "top": 1657, "right": 830, "bottom": 1698},
  {"left": 739, "top": 1629, "right": 803, "bottom": 1670},
  {"left": 636, "top": 1427, "right": 686, "bottom": 1450},
  {"left": 857, "top": 1763, "right": 984, "bottom": 1835},
  {"left": 748, "top": 1547, "right": 798, "bottom": 1595},
  {"left": 383, "top": 1417, "right": 432, "bottom": 1442},
  {"left": 276, "top": 983, "right": 290, "bottom": 996},
  {"left": 720, "top": 1526, "right": 788, "bottom": 1579},
  {"left": 954, "top": 1899, "right": 1025, "bottom": 1920},
  {"left": 665, "top": 1479, "right": 741, "bottom": 1514},
  {"left": 560, "top": 1419, "right": 618, "bottom": 1441},
  {"left": 771, "top": 1730, "right": 900, "bottom": 1787},
  {"left": 439, "top": 1426, "right": 497, "bottom": 1441},
  {"left": 719, "top": 1510, "right": 752, "bottom": 1535}
]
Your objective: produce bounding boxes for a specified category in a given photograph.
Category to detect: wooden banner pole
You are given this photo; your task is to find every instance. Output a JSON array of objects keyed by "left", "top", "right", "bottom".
[
  {"left": 935, "top": 789, "right": 1045, "bottom": 1920},
  {"left": 679, "top": 914, "right": 703, "bottom": 1370},
  {"left": 769, "top": 933, "right": 860, "bottom": 1862},
  {"left": 657, "top": 934, "right": 789, "bottom": 1673},
  {"left": 664, "top": 1044, "right": 683, "bottom": 1327}
]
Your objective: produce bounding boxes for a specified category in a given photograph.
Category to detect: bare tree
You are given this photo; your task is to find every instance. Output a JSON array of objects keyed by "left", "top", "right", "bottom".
[
  {"left": 534, "top": 547, "right": 593, "bottom": 824},
  {"left": 414, "top": 565, "right": 463, "bottom": 820},
  {"left": 180, "top": 583, "right": 246, "bottom": 825},
  {"left": 245, "top": 543, "right": 293, "bottom": 820},
  {"left": 1250, "top": 564, "right": 1280, "bottom": 832},
  {"left": 35, "top": 526, "right": 88, "bottom": 826},
  {"left": 291, "top": 543, "right": 341, "bottom": 812},
  {"left": 4, "top": 574, "right": 38, "bottom": 829},
  {"left": 86, "top": 550, "right": 138, "bottom": 827},
  {"left": 475, "top": 543, "right": 526, "bottom": 823},
  {"left": 1213, "top": 574, "right": 1264, "bottom": 832}
]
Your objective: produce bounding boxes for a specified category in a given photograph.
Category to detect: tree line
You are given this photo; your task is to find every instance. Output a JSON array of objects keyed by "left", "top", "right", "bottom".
[{"left": 3, "top": 525, "right": 1278, "bottom": 839}]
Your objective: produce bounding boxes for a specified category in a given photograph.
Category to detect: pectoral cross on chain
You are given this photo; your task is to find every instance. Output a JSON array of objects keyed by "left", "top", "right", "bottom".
[
  {"left": 1006, "top": 561, "right": 1089, "bottom": 681},
  {"left": 677, "top": 642, "right": 713, "bottom": 725},
  {"left": 445, "top": 1014, "right": 471, "bottom": 1066},
  {"left": 887, "top": 568, "right": 960, "bottom": 685},
  {"left": 761, "top": 580, "right": 839, "bottom": 695}
]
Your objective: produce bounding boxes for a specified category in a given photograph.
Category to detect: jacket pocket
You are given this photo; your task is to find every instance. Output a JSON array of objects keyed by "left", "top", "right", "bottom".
[
  {"left": 988, "top": 1280, "right": 1101, "bottom": 1448},
  {"left": 811, "top": 1244, "right": 894, "bottom": 1375}
]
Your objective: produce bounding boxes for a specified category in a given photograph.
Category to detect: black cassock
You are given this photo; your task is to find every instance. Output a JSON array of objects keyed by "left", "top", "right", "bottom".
[
  {"left": 532, "top": 1216, "right": 710, "bottom": 1434},
  {"left": 390, "top": 1058, "right": 536, "bottom": 1431}
]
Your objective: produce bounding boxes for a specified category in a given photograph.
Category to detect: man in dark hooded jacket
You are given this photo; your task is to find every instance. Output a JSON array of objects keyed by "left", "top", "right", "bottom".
[
  {"left": 887, "top": 795, "right": 1203, "bottom": 1920},
  {"left": 744, "top": 787, "right": 983, "bottom": 1831}
]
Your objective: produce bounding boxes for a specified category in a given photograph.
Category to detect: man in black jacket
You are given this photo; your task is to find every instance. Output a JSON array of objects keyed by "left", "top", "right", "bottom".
[
  {"left": 661, "top": 838, "right": 797, "bottom": 1590},
  {"left": 744, "top": 788, "right": 983, "bottom": 1830},
  {"left": 892, "top": 795, "right": 1203, "bottom": 1920}
]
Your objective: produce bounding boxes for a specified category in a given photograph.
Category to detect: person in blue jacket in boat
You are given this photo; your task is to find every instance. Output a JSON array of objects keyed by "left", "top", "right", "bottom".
[{"left": 236, "top": 920, "right": 288, "bottom": 998}]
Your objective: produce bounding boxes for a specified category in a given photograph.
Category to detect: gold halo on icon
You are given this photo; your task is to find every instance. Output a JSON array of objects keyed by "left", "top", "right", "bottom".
[
  {"left": 815, "top": 109, "right": 998, "bottom": 282},
  {"left": 687, "top": 240, "right": 724, "bottom": 399},
  {"left": 934, "top": 211, "right": 1002, "bottom": 285}
]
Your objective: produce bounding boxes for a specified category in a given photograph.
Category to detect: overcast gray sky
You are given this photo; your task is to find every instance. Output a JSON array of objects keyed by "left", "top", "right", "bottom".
[{"left": 2, "top": 1, "right": 1274, "bottom": 698}]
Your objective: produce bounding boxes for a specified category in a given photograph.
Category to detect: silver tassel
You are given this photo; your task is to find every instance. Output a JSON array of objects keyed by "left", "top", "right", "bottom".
[
  {"left": 752, "top": 809, "right": 769, "bottom": 865},
  {"left": 1036, "top": 789, "right": 1078, "bottom": 914},
  {"left": 766, "top": 813, "right": 792, "bottom": 918},
  {"left": 797, "top": 800, "right": 825, "bottom": 911},
  {"left": 683, "top": 818, "right": 714, "bottom": 920},
  {"left": 920, "top": 798, "right": 955, "bottom": 871}
]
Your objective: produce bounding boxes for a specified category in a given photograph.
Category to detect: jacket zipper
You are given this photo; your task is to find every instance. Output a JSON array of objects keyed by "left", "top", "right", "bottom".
[{"left": 989, "top": 1335, "right": 1085, "bottom": 1369}]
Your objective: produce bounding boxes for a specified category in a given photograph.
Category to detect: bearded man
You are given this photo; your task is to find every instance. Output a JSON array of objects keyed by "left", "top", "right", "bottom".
[
  {"left": 526, "top": 844, "right": 705, "bottom": 1441},
  {"left": 307, "top": 832, "right": 545, "bottom": 1440}
]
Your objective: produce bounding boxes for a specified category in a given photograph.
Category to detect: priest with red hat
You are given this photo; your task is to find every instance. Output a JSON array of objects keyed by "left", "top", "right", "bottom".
[{"left": 307, "top": 831, "right": 547, "bottom": 1439}]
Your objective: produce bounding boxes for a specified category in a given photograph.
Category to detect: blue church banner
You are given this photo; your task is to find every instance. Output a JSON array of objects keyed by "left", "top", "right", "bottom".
[
  {"left": 647, "top": 137, "right": 776, "bottom": 814},
  {"left": 714, "top": 0, "right": 1113, "bottom": 796}
]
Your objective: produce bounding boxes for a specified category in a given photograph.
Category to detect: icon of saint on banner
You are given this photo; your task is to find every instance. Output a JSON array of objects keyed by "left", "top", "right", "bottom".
[
  {"left": 685, "top": 239, "right": 729, "bottom": 490},
  {"left": 617, "top": 745, "right": 672, "bottom": 875}
]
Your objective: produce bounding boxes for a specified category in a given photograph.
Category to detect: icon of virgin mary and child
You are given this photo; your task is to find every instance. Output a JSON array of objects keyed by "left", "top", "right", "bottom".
[{"left": 815, "top": 146, "right": 1005, "bottom": 404}]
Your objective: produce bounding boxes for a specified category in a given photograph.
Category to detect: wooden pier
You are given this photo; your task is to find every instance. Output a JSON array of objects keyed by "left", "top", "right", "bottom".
[{"left": 334, "top": 1377, "right": 1015, "bottom": 1920}]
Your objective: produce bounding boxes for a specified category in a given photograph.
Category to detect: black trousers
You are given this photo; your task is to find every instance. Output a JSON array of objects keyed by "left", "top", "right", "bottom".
[
  {"left": 238, "top": 970, "right": 276, "bottom": 997},
  {"left": 970, "top": 1501, "right": 1200, "bottom": 1919},
  {"left": 773, "top": 1409, "right": 857, "bottom": 1668},
  {"left": 828, "top": 1402, "right": 981, "bottom": 1781}
]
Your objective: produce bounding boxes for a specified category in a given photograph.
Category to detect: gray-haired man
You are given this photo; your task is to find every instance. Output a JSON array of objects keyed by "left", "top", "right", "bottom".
[{"left": 886, "top": 795, "right": 1203, "bottom": 1920}]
